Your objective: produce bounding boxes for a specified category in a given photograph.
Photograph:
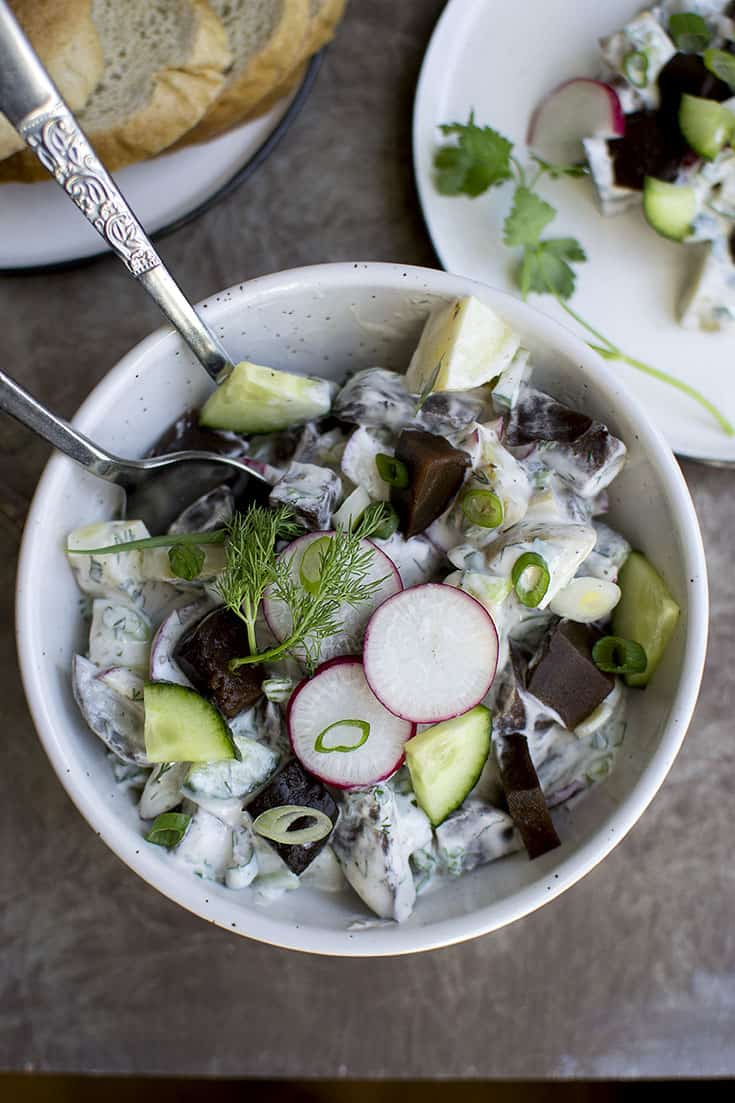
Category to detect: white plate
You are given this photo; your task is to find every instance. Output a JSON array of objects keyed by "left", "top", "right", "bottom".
[
  {"left": 0, "top": 58, "right": 319, "bottom": 272},
  {"left": 413, "top": 0, "right": 735, "bottom": 463}
]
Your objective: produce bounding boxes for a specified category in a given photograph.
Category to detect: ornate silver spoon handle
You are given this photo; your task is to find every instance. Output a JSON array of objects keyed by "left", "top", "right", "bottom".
[{"left": 0, "top": 0, "right": 232, "bottom": 384}]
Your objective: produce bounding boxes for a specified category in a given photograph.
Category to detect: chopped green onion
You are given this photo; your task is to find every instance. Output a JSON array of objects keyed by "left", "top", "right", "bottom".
[
  {"left": 299, "top": 535, "right": 332, "bottom": 594},
  {"left": 252, "top": 805, "right": 333, "bottom": 846},
  {"left": 669, "top": 12, "right": 711, "bottom": 53},
  {"left": 592, "top": 635, "right": 647, "bottom": 675},
  {"left": 703, "top": 47, "right": 735, "bottom": 91},
  {"left": 262, "top": 675, "right": 294, "bottom": 703},
  {"left": 314, "top": 719, "right": 371, "bottom": 754},
  {"left": 511, "top": 551, "right": 550, "bottom": 608},
  {"left": 144, "top": 812, "right": 191, "bottom": 849},
  {"left": 168, "top": 543, "right": 205, "bottom": 580},
  {"left": 67, "top": 530, "right": 226, "bottom": 556},
  {"left": 460, "top": 488, "right": 504, "bottom": 529},
  {"left": 375, "top": 453, "right": 409, "bottom": 488},
  {"left": 370, "top": 503, "right": 400, "bottom": 540},
  {"left": 623, "top": 50, "right": 649, "bottom": 88}
]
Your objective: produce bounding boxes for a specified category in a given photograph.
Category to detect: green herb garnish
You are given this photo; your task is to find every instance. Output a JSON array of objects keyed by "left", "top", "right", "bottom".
[
  {"left": 592, "top": 635, "right": 647, "bottom": 675},
  {"left": 314, "top": 719, "right": 371, "bottom": 753},
  {"left": 168, "top": 543, "right": 206, "bottom": 581},
  {"left": 703, "top": 47, "right": 735, "bottom": 91},
  {"left": 433, "top": 111, "right": 734, "bottom": 436},
  {"left": 511, "top": 551, "right": 550, "bottom": 608},
  {"left": 252, "top": 805, "right": 333, "bottom": 846},
  {"left": 623, "top": 49, "right": 650, "bottom": 88},
  {"left": 460, "top": 488, "right": 504, "bottom": 529},
  {"left": 375, "top": 453, "right": 409, "bottom": 488},
  {"left": 415, "top": 358, "right": 443, "bottom": 413},
  {"left": 67, "top": 530, "right": 226, "bottom": 555},
  {"left": 144, "top": 812, "right": 191, "bottom": 849},
  {"left": 669, "top": 12, "right": 711, "bottom": 53}
]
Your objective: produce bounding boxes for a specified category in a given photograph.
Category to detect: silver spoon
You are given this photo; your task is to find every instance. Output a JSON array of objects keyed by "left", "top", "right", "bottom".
[
  {"left": 0, "top": 0, "right": 231, "bottom": 384},
  {"left": 1, "top": 368, "right": 266, "bottom": 532}
]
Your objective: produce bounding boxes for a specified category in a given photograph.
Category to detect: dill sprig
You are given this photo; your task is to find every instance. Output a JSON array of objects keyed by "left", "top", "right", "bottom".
[
  {"left": 229, "top": 501, "right": 393, "bottom": 672},
  {"left": 216, "top": 504, "right": 302, "bottom": 655}
]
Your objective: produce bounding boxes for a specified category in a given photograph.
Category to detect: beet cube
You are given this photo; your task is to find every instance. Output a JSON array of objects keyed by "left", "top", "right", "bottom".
[
  {"left": 174, "top": 607, "right": 263, "bottom": 718},
  {"left": 527, "top": 620, "right": 614, "bottom": 731},
  {"left": 391, "top": 429, "right": 469, "bottom": 538},
  {"left": 494, "top": 732, "right": 561, "bottom": 860},
  {"left": 247, "top": 760, "right": 339, "bottom": 874}
]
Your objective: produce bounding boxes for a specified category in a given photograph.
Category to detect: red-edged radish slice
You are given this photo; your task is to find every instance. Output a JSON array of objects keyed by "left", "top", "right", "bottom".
[
  {"left": 363, "top": 583, "right": 498, "bottom": 723},
  {"left": 527, "top": 79, "right": 625, "bottom": 165},
  {"left": 288, "top": 657, "right": 415, "bottom": 788},
  {"left": 263, "top": 531, "right": 402, "bottom": 664}
]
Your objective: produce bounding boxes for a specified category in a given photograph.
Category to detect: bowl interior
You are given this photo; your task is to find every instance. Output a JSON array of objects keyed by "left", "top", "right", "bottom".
[{"left": 16, "top": 263, "right": 707, "bottom": 955}]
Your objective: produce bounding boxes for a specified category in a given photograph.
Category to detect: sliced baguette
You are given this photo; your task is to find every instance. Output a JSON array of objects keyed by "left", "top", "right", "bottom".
[
  {"left": 0, "top": 0, "right": 104, "bottom": 160},
  {"left": 0, "top": 0, "right": 231, "bottom": 182},
  {"left": 177, "top": 0, "right": 311, "bottom": 145}
]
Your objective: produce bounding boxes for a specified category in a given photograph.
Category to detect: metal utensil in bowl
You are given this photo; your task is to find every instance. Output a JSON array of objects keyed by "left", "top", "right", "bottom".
[
  {"left": 0, "top": 0, "right": 232, "bottom": 384},
  {"left": 0, "top": 368, "right": 266, "bottom": 532}
]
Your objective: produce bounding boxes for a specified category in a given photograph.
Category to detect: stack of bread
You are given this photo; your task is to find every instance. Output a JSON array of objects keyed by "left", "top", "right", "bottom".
[{"left": 0, "top": 0, "right": 346, "bottom": 182}]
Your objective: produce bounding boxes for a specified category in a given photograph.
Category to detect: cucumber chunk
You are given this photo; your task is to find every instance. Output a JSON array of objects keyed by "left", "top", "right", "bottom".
[
  {"left": 404, "top": 705, "right": 492, "bottom": 826},
  {"left": 643, "top": 177, "right": 697, "bottom": 242},
  {"left": 679, "top": 94, "right": 735, "bottom": 161},
  {"left": 612, "top": 551, "right": 680, "bottom": 687},
  {"left": 199, "top": 361, "right": 334, "bottom": 433},
  {"left": 143, "top": 682, "right": 237, "bottom": 763}
]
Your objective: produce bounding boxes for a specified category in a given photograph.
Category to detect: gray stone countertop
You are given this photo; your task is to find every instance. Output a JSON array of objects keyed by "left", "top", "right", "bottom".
[{"left": 1, "top": 0, "right": 733, "bottom": 1079}]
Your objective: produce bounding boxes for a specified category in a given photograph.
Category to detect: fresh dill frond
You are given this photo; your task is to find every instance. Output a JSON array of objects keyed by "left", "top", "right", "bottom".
[{"left": 216, "top": 504, "right": 302, "bottom": 655}]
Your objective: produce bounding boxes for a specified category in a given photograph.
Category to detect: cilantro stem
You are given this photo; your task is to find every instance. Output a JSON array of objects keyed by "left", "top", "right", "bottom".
[
  {"left": 555, "top": 296, "right": 735, "bottom": 437},
  {"left": 510, "top": 155, "right": 526, "bottom": 188}
]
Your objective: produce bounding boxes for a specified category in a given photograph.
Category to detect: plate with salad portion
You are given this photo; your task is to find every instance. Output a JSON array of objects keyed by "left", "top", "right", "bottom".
[
  {"left": 414, "top": 0, "right": 735, "bottom": 463},
  {"left": 60, "top": 286, "right": 684, "bottom": 934}
]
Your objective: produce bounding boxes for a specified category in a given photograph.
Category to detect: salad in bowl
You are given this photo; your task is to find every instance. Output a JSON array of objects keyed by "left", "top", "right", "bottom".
[{"left": 63, "top": 286, "right": 682, "bottom": 927}]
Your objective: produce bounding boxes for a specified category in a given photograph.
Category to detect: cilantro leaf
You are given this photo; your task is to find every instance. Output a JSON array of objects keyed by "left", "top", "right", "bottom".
[
  {"left": 503, "top": 186, "right": 556, "bottom": 247},
  {"left": 435, "top": 112, "right": 513, "bottom": 197},
  {"left": 516, "top": 237, "right": 587, "bottom": 301}
]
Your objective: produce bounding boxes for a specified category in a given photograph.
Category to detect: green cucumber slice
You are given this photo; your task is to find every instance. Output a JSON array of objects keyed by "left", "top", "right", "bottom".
[
  {"left": 611, "top": 551, "right": 680, "bottom": 687},
  {"left": 199, "top": 360, "right": 334, "bottom": 433},
  {"left": 143, "top": 682, "right": 237, "bottom": 763},
  {"left": 405, "top": 705, "right": 491, "bottom": 826},
  {"left": 643, "top": 178, "right": 697, "bottom": 242},
  {"left": 679, "top": 93, "right": 735, "bottom": 160}
]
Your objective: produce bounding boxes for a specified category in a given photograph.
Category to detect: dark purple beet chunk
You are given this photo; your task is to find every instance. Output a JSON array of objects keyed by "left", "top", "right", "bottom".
[
  {"left": 527, "top": 620, "right": 615, "bottom": 731},
  {"left": 247, "top": 760, "right": 338, "bottom": 874},
  {"left": 174, "top": 608, "right": 263, "bottom": 719},
  {"left": 391, "top": 429, "right": 469, "bottom": 538},
  {"left": 494, "top": 733, "right": 561, "bottom": 860},
  {"left": 148, "top": 409, "right": 247, "bottom": 458},
  {"left": 657, "top": 53, "right": 731, "bottom": 117},
  {"left": 608, "top": 110, "right": 687, "bottom": 191},
  {"left": 505, "top": 388, "right": 592, "bottom": 446},
  {"left": 730, "top": 228, "right": 735, "bottom": 265}
]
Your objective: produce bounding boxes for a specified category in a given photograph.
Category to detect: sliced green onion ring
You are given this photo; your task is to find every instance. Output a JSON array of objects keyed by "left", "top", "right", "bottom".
[
  {"left": 703, "top": 47, "right": 735, "bottom": 91},
  {"left": 592, "top": 635, "right": 647, "bottom": 675},
  {"left": 299, "top": 535, "right": 332, "bottom": 594},
  {"left": 511, "top": 551, "right": 550, "bottom": 608},
  {"left": 145, "top": 812, "right": 191, "bottom": 849},
  {"left": 460, "top": 488, "right": 504, "bottom": 529},
  {"left": 314, "top": 719, "right": 371, "bottom": 754},
  {"left": 375, "top": 453, "right": 409, "bottom": 488},
  {"left": 252, "top": 805, "right": 334, "bottom": 846},
  {"left": 623, "top": 49, "right": 649, "bottom": 88}
]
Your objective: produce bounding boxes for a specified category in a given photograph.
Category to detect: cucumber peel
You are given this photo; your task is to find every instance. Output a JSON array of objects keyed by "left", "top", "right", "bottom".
[
  {"left": 405, "top": 705, "right": 491, "bottom": 826},
  {"left": 143, "top": 682, "right": 237, "bottom": 762},
  {"left": 199, "top": 360, "right": 334, "bottom": 433},
  {"left": 643, "top": 177, "right": 697, "bottom": 242},
  {"left": 612, "top": 551, "right": 680, "bottom": 687}
]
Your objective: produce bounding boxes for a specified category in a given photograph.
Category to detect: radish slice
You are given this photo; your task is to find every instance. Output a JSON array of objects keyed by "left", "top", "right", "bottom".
[
  {"left": 288, "top": 658, "right": 414, "bottom": 788},
  {"left": 527, "top": 79, "right": 625, "bottom": 165},
  {"left": 363, "top": 583, "right": 498, "bottom": 723},
  {"left": 149, "top": 596, "right": 217, "bottom": 686},
  {"left": 263, "top": 531, "right": 402, "bottom": 664}
]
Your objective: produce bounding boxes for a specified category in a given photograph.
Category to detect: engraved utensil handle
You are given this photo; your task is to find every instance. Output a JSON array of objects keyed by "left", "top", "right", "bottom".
[{"left": 0, "top": 1, "right": 231, "bottom": 384}]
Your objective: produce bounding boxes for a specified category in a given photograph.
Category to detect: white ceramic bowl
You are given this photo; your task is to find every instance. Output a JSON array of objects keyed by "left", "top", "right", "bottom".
[{"left": 16, "top": 263, "right": 708, "bottom": 956}]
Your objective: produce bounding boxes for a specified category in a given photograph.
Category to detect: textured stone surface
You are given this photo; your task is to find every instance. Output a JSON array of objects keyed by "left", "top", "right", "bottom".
[{"left": 1, "top": 0, "right": 734, "bottom": 1079}]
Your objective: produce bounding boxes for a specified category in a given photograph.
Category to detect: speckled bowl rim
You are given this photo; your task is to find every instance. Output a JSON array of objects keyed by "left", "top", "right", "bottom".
[{"left": 15, "top": 262, "right": 709, "bottom": 956}]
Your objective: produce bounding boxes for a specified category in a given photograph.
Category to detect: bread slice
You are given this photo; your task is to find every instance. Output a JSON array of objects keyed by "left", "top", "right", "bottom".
[
  {"left": 239, "top": 0, "right": 347, "bottom": 126},
  {"left": 0, "top": 0, "right": 231, "bottom": 182},
  {"left": 0, "top": 0, "right": 104, "bottom": 160},
  {"left": 177, "top": 0, "right": 311, "bottom": 145}
]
